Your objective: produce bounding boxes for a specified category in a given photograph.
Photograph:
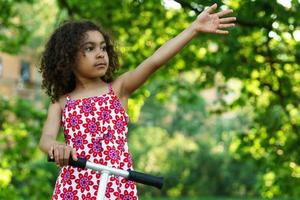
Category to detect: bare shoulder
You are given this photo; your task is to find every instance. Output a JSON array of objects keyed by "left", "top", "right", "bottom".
[
  {"left": 47, "top": 100, "right": 62, "bottom": 115},
  {"left": 47, "top": 96, "right": 66, "bottom": 116},
  {"left": 57, "top": 95, "right": 68, "bottom": 111}
]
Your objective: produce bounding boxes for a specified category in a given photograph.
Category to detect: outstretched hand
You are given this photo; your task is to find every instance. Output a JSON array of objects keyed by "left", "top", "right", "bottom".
[{"left": 192, "top": 3, "right": 236, "bottom": 34}]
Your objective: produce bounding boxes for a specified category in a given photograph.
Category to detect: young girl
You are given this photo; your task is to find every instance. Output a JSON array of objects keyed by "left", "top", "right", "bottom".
[{"left": 39, "top": 3, "right": 235, "bottom": 199}]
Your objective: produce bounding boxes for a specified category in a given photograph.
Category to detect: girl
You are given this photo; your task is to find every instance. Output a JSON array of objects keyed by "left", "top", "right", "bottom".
[{"left": 39, "top": 3, "right": 236, "bottom": 199}]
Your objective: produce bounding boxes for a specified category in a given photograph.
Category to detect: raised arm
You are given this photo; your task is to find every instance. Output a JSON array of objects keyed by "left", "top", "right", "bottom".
[{"left": 119, "top": 3, "right": 236, "bottom": 97}]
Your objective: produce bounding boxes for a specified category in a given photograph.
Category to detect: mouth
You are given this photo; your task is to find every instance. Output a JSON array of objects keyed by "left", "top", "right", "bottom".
[{"left": 94, "top": 63, "right": 107, "bottom": 68}]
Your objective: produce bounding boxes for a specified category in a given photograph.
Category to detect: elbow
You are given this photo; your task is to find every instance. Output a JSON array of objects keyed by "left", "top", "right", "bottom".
[{"left": 149, "top": 55, "right": 160, "bottom": 69}]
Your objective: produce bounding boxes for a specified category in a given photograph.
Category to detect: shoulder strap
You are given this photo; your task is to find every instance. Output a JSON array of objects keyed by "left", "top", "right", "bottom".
[
  {"left": 108, "top": 82, "right": 114, "bottom": 94},
  {"left": 66, "top": 94, "right": 71, "bottom": 101}
]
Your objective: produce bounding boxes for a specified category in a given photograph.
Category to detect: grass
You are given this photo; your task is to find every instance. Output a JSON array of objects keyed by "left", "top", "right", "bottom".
[{"left": 141, "top": 197, "right": 296, "bottom": 200}]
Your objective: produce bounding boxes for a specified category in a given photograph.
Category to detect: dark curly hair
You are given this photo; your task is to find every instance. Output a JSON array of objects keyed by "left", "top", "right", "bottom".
[{"left": 39, "top": 20, "right": 119, "bottom": 102}]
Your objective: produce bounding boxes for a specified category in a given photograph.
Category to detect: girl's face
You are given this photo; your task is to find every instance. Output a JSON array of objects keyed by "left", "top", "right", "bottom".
[{"left": 73, "top": 30, "right": 109, "bottom": 80}]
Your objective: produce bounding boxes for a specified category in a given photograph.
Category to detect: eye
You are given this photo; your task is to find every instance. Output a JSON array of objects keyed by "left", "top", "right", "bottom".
[
  {"left": 101, "top": 46, "right": 107, "bottom": 51},
  {"left": 85, "top": 46, "right": 94, "bottom": 52}
]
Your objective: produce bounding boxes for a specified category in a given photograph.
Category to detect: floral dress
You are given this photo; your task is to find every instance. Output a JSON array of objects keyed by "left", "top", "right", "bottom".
[{"left": 52, "top": 83, "right": 138, "bottom": 200}]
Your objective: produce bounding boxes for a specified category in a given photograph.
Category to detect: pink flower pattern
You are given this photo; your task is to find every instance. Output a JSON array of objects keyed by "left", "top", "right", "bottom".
[
  {"left": 119, "top": 190, "right": 137, "bottom": 200},
  {"left": 82, "top": 117, "right": 101, "bottom": 135},
  {"left": 81, "top": 192, "right": 96, "bottom": 200},
  {"left": 112, "top": 115, "right": 127, "bottom": 134},
  {"left": 52, "top": 84, "right": 138, "bottom": 199},
  {"left": 71, "top": 131, "right": 88, "bottom": 150},
  {"left": 96, "top": 106, "right": 112, "bottom": 125},
  {"left": 78, "top": 98, "right": 97, "bottom": 117},
  {"left": 87, "top": 137, "right": 104, "bottom": 158},
  {"left": 66, "top": 111, "right": 83, "bottom": 132},
  {"left": 75, "top": 172, "right": 94, "bottom": 193}
]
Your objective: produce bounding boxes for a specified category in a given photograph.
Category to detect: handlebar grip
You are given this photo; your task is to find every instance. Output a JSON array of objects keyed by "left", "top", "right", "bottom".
[
  {"left": 127, "top": 170, "right": 164, "bottom": 189},
  {"left": 47, "top": 156, "right": 87, "bottom": 170}
]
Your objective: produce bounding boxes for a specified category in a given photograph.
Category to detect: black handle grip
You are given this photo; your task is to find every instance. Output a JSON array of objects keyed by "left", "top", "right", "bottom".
[
  {"left": 127, "top": 169, "right": 164, "bottom": 189},
  {"left": 47, "top": 156, "right": 87, "bottom": 170}
]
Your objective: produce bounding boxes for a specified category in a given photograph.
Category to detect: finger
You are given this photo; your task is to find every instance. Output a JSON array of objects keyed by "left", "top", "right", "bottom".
[
  {"left": 54, "top": 145, "right": 60, "bottom": 165},
  {"left": 206, "top": 3, "right": 217, "bottom": 14},
  {"left": 59, "top": 145, "right": 65, "bottom": 166},
  {"left": 215, "top": 30, "right": 229, "bottom": 34},
  {"left": 63, "top": 148, "right": 70, "bottom": 165},
  {"left": 63, "top": 147, "right": 70, "bottom": 166},
  {"left": 219, "top": 17, "right": 236, "bottom": 23},
  {"left": 218, "top": 23, "right": 235, "bottom": 29},
  {"left": 216, "top": 9, "right": 233, "bottom": 17},
  {"left": 71, "top": 148, "right": 78, "bottom": 161},
  {"left": 48, "top": 145, "right": 54, "bottom": 159}
]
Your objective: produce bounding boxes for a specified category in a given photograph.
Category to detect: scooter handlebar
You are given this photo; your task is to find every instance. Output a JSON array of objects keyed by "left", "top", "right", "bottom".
[
  {"left": 48, "top": 156, "right": 87, "bottom": 170},
  {"left": 127, "top": 169, "right": 164, "bottom": 189},
  {"left": 47, "top": 156, "right": 164, "bottom": 189}
]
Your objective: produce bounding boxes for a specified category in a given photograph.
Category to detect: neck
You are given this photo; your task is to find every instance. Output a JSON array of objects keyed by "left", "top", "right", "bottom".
[{"left": 75, "top": 77, "right": 105, "bottom": 90}]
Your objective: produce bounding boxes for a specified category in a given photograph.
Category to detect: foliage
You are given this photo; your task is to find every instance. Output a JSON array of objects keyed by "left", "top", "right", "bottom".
[
  {"left": 1, "top": 0, "right": 300, "bottom": 199},
  {"left": 129, "top": 79, "right": 258, "bottom": 198},
  {"left": 0, "top": 97, "right": 58, "bottom": 199},
  {"left": 0, "top": 0, "right": 60, "bottom": 54}
]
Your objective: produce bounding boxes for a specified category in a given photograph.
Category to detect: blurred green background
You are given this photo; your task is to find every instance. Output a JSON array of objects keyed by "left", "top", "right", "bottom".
[{"left": 1, "top": 0, "right": 300, "bottom": 199}]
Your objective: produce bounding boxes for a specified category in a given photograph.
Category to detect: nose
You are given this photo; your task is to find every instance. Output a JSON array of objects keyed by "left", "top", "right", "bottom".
[
  {"left": 96, "top": 51, "right": 104, "bottom": 58},
  {"left": 96, "top": 48, "right": 104, "bottom": 58}
]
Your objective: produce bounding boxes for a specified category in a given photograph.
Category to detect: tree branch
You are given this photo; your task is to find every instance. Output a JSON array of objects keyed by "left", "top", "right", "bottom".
[{"left": 56, "top": 0, "right": 77, "bottom": 18}]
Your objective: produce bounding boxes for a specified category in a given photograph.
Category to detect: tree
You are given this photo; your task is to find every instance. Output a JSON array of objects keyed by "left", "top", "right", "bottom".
[{"left": 1, "top": 0, "right": 300, "bottom": 198}]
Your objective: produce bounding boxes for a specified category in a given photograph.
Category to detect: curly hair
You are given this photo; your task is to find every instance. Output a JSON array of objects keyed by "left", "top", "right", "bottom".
[{"left": 39, "top": 20, "right": 119, "bottom": 103}]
